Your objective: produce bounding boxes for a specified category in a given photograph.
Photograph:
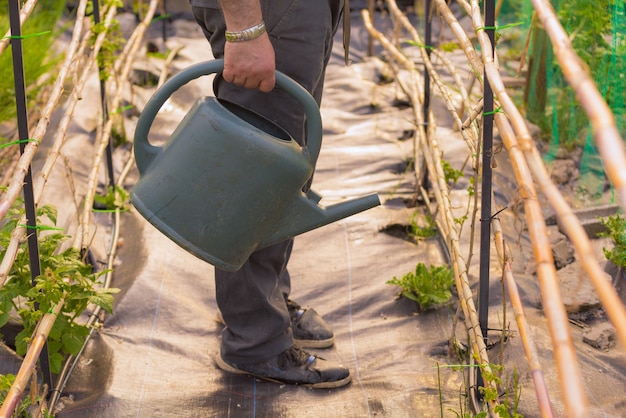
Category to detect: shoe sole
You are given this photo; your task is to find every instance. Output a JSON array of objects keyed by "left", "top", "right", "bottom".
[
  {"left": 294, "top": 336, "right": 335, "bottom": 349},
  {"left": 216, "top": 311, "right": 336, "bottom": 349},
  {"left": 215, "top": 353, "right": 351, "bottom": 389}
]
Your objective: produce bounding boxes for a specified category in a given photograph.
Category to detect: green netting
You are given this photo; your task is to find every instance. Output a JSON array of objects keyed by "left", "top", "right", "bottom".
[{"left": 518, "top": 0, "right": 626, "bottom": 202}]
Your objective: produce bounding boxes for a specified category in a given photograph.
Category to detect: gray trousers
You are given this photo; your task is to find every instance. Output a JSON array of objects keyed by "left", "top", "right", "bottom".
[{"left": 191, "top": 0, "right": 344, "bottom": 364}]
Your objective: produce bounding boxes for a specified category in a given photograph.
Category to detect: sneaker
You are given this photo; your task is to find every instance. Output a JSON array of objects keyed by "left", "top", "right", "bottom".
[
  {"left": 286, "top": 299, "right": 335, "bottom": 349},
  {"left": 216, "top": 299, "right": 335, "bottom": 349},
  {"left": 216, "top": 345, "right": 351, "bottom": 388}
]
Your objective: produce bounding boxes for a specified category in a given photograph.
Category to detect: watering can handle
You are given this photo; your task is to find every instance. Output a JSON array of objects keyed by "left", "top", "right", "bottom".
[{"left": 133, "top": 59, "right": 323, "bottom": 174}]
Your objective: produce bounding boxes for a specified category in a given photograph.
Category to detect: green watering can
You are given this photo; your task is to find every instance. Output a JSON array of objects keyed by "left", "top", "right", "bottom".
[{"left": 131, "top": 59, "right": 380, "bottom": 271}]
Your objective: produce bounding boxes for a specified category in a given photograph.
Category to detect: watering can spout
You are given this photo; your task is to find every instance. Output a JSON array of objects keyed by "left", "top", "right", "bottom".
[{"left": 262, "top": 191, "right": 381, "bottom": 247}]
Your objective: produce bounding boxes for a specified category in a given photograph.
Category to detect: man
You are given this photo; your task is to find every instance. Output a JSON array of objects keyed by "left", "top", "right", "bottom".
[{"left": 189, "top": 0, "right": 351, "bottom": 388}]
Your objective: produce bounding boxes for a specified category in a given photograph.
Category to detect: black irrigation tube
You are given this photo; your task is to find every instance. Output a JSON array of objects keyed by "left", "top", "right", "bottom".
[{"left": 8, "top": 0, "right": 53, "bottom": 392}]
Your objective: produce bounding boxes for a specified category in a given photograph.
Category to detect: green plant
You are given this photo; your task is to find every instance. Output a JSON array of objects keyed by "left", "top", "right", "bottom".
[
  {"left": 91, "top": 16, "right": 125, "bottom": 81},
  {"left": 387, "top": 263, "right": 454, "bottom": 310},
  {"left": 0, "top": 202, "right": 119, "bottom": 374},
  {"left": 439, "top": 361, "right": 524, "bottom": 418},
  {"left": 599, "top": 213, "right": 626, "bottom": 269},
  {"left": 408, "top": 212, "right": 439, "bottom": 239},
  {"left": 93, "top": 185, "right": 130, "bottom": 211},
  {"left": 0, "top": 374, "right": 30, "bottom": 417},
  {"left": 442, "top": 160, "right": 464, "bottom": 186}
]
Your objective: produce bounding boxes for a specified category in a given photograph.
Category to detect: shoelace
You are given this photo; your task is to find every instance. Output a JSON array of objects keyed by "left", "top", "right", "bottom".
[
  {"left": 279, "top": 346, "right": 317, "bottom": 369},
  {"left": 286, "top": 299, "right": 306, "bottom": 322}
]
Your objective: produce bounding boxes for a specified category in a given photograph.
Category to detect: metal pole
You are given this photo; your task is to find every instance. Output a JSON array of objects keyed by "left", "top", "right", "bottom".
[
  {"left": 418, "top": 0, "right": 433, "bottom": 192},
  {"left": 8, "top": 0, "right": 53, "bottom": 390},
  {"left": 423, "top": 0, "right": 432, "bottom": 129},
  {"left": 92, "top": 0, "right": 115, "bottom": 188},
  {"left": 478, "top": 0, "right": 496, "bottom": 346}
]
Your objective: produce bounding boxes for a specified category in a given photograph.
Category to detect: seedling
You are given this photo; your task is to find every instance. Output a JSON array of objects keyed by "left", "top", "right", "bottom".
[{"left": 387, "top": 263, "right": 454, "bottom": 310}]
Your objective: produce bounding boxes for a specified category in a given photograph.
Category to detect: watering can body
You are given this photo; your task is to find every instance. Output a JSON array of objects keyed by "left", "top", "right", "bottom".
[{"left": 131, "top": 60, "right": 380, "bottom": 271}]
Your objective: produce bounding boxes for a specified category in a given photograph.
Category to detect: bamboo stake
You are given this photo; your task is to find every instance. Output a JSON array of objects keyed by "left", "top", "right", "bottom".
[
  {"left": 436, "top": 0, "right": 483, "bottom": 78},
  {"left": 529, "top": 0, "right": 626, "bottom": 212},
  {"left": 0, "top": 0, "right": 89, "bottom": 219},
  {"left": 0, "top": 0, "right": 38, "bottom": 56},
  {"left": 363, "top": 7, "right": 500, "bottom": 412},
  {"left": 492, "top": 219, "right": 555, "bottom": 417},
  {"left": 0, "top": 0, "right": 101, "bottom": 289},
  {"left": 384, "top": 0, "right": 490, "bottom": 363},
  {"left": 468, "top": 0, "right": 626, "bottom": 387},
  {"left": 74, "top": 0, "right": 159, "bottom": 250},
  {"left": 465, "top": 0, "right": 626, "bottom": 414},
  {"left": 432, "top": 0, "right": 626, "bottom": 414},
  {"left": 467, "top": 0, "right": 590, "bottom": 411},
  {"left": 0, "top": 0, "right": 150, "bottom": 413},
  {"left": 49, "top": 43, "right": 184, "bottom": 410},
  {"left": 523, "top": 1, "right": 626, "bottom": 352},
  {"left": 0, "top": 300, "right": 64, "bottom": 418}
]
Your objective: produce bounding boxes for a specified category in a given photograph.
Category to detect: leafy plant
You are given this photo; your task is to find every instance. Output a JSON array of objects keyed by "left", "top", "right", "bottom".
[
  {"left": 442, "top": 160, "right": 464, "bottom": 186},
  {"left": 0, "top": 202, "right": 119, "bottom": 374},
  {"left": 90, "top": 1, "right": 125, "bottom": 82},
  {"left": 387, "top": 263, "right": 454, "bottom": 310},
  {"left": 599, "top": 213, "right": 626, "bottom": 270},
  {"left": 409, "top": 212, "right": 439, "bottom": 239},
  {"left": 0, "top": 374, "right": 30, "bottom": 417},
  {"left": 93, "top": 185, "right": 130, "bottom": 211}
]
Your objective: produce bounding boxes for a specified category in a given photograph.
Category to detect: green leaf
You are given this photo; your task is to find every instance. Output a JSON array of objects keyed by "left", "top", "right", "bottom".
[
  {"left": 62, "top": 326, "right": 88, "bottom": 355},
  {"left": 89, "top": 288, "right": 120, "bottom": 314},
  {"left": 48, "top": 351, "right": 64, "bottom": 375},
  {"left": 14, "top": 328, "right": 30, "bottom": 356}
]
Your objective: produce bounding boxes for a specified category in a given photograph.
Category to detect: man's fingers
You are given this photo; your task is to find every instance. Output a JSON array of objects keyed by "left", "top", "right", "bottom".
[
  {"left": 225, "top": 71, "right": 274, "bottom": 92},
  {"left": 258, "top": 76, "right": 275, "bottom": 93}
]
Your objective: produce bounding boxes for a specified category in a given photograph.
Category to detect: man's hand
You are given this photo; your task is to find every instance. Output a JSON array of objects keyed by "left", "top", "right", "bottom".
[
  {"left": 219, "top": 0, "right": 275, "bottom": 92},
  {"left": 222, "top": 33, "right": 275, "bottom": 92}
]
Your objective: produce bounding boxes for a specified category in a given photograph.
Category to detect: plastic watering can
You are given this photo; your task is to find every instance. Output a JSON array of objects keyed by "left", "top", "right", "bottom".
[{"left": 131, "top": 59, "right": 380, "bottom": 271}]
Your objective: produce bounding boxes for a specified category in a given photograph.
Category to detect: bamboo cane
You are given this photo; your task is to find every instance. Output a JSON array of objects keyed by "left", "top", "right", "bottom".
[
  {"left": 363, "top": 7, "right": 500, "bottom": 412},
  {"left": 0, "top": 300, "right": 64, "bottom": 418},
  {"left": 387, "top": 1, "right": 479, "bottom": 159},
  {"left": 0, "top": 0, "right": 105, "bottom": 289},
  {"left": 0, "top": 0, "right": 38, "bottom": 56},
  {"left": 432, "top": 0, "right": 626, "bottom": 415},
  {"left": 464, "top": 2, "right": 626, "bottom": 413},
  {"left": 492, "top": 218, "right": 555, "bottom": 417},
  {"left": 74, "top": 0, "right": 159, "bottom": 250},
  {"left": 0, "top": 0, "right": 152, "bottom": 413},
  {"left": 467, "top": 0, "right": 590, "bottom": 412},
  {"left": 525, "top": 0, "right": 626, "bottom": 351},
  {"left": 529, "top": 0, "right": 626, "bottom": 213},
  {"left": 0, "top": 0, "right": 89, "bottom": 219}
]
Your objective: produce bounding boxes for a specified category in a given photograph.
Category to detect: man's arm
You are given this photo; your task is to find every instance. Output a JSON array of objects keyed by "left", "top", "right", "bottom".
[{"left": 218, "top": 0, "right": 275, "bottom": 92}]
